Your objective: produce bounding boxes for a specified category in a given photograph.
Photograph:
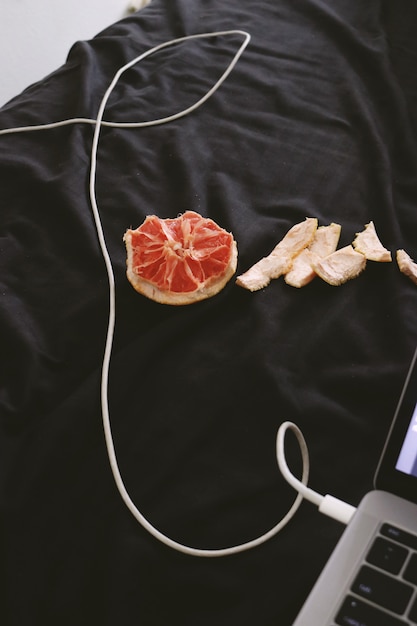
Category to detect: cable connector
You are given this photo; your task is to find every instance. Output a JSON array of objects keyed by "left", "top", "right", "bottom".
[{"left": 319, "top": 494, "right": 356, "bottom": 525}]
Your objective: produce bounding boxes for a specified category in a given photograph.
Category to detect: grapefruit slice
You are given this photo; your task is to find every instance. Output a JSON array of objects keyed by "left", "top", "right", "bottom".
[{"left": 124, "top": 211, "right": 238, "bottom": 305}]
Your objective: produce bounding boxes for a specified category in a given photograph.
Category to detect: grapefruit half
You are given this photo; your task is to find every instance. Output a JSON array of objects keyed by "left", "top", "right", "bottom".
[{"left": 124, "top": 211, "right": 238, "bottom": 305}]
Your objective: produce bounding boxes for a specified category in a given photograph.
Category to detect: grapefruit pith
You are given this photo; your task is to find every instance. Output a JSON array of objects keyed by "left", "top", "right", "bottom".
[{"left": 124, "top": 211, "right": 238, "bottom": 305}]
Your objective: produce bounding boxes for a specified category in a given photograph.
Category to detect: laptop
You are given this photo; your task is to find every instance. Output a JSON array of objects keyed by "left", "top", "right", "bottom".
[{"left": 293, "top": 346, "right": 417, "bottom": 626}]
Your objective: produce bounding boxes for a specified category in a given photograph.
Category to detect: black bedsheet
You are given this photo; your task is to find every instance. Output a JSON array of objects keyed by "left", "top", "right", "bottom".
[{"left": 1, "top": 1, "right": 417, "bottom": 624}]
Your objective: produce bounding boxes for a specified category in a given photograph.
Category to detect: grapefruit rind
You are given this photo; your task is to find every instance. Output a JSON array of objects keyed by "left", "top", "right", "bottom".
[
  {"left": 284, "top": 222, "right": 342, "bottom": 288},
  {"left": 397, "top": 249, "right": 417, "bottom": 286},
  {"left": 124, "top": 212, "right": 238, "bottom": 305},
  {"left": 352, "top": 221, "right": 392, "bottom": 262},
  {"left": 236, "top": 217, "right": 318, "bottom": 291},
  {"left": 312, "top": 245, "right": 367, "bottom": 286}
]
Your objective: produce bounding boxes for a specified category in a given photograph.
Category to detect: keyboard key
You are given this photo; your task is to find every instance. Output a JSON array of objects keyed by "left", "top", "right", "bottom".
[
  {"left": 380, "top": 523, "right": 417, "bottom": 551},
  {"left": 351, "top": 565, "right": 413, "bottom": 614},
  {"left": 366, "top": 536, "right": 408, "bottom": 574},
  {"left": 335, "top": 595, "right": 408, "bottom": 626},
  {"left": 409, "top": 595, "right": 417, "bottom": 623},
  {"left": 404, "top": 553, "right": 417, "bottom": 585}
]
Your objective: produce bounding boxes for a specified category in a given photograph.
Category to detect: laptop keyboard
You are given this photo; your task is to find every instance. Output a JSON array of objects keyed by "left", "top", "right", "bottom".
[{"left": 334, "top": 523, "right": 417, "bottom": 625}]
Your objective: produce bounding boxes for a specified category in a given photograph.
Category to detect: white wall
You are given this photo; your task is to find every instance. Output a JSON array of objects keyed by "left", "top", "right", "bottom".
[{"left": 0, "top": 0, "right": 149, "bottom": 107}]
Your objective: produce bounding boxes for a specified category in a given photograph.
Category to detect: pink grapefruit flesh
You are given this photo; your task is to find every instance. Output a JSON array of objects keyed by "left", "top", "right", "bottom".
[{"left": 124, "top": 211, "right": 238, "bottom": 305}]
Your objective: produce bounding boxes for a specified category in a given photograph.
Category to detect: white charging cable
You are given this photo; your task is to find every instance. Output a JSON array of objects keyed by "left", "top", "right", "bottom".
[
  {"left": 0, "top": 30, "right": 356, "bottom": 557},
  {"left": 87, "top": 30, "right": 308, "bottom": 557}
]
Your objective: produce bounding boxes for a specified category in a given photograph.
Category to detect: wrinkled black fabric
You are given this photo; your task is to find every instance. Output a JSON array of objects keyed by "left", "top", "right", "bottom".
[{"left": 0, "top": 1, "right": 416, "bottom": 624}]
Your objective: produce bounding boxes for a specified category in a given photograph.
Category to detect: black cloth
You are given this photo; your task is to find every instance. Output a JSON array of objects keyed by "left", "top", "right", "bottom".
[{"left": 1, "top": 1, "right": 417, "bottom": 624}]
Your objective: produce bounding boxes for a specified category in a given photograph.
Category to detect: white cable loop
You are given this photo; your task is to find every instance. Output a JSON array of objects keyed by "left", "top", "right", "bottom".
[
  {"left": 0, "top": 31, "right": 250, "bottom": 136},
  {"left": 276, "top": 421, "right": 324, "bottom": 508},
  {"left": 277, "top": 422, "right": 356, "bottom": 525}
]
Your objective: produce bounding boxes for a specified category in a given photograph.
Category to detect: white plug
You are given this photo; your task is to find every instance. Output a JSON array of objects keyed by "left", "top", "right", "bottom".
[{"left": 319, "top": 494, "right": 357, "bottom": 525}]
